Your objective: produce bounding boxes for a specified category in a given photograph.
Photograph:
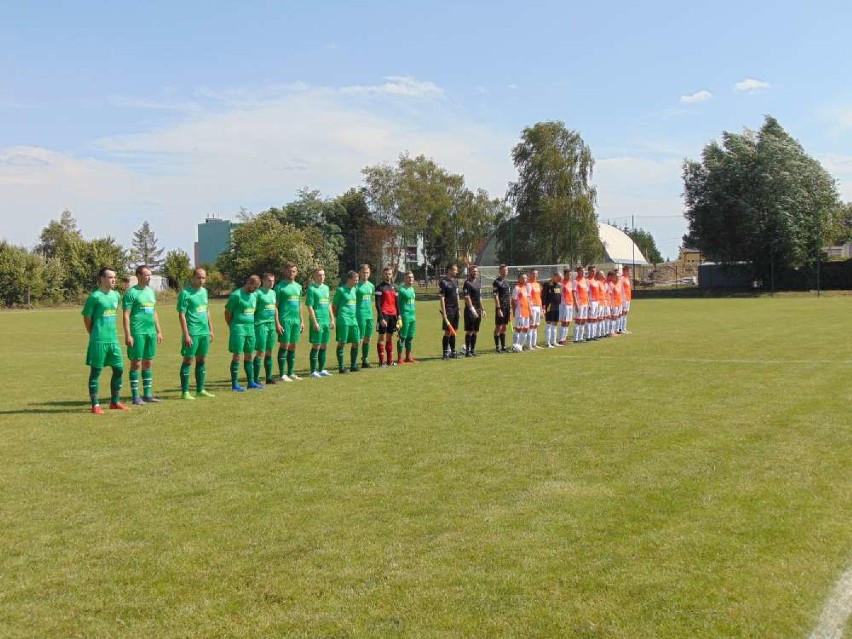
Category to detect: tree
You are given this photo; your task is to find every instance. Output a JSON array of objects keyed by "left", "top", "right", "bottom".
[
  {"left": 624, "top": 227, "right": 663, "bottom": 265},
  {"left": 683, "top": 116, "right": 840, "bottom": 280},
  {"left": 503, "top": 121, "right": 600, "bottom": 264},
  {"left": 0, "top": 241, "right": 61, "bottom": 306},
  {"left": 825, "top": 202, "right": 852, "bottom": 247},
  {"left": 130, "top": 221, "right": 164, "bottom": 270},
  {"left": 162, "top": 249, "right": 192, "bottom": 291},
  {"left": 332, "top": 188, "right": 381, "bottom": 272}
]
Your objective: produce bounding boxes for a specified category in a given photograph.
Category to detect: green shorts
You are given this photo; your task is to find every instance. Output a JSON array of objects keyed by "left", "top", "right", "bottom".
[
  {"left": 127, "top": 332, "right": 157, "bottom": 361},
  {"left": 357, "top": 316, "right": 374, "bottom": 340},
  {"left": 254, "top": 322, "right": 277, "bottom": 353},
  {"left": 86, "top": 342, "right": 123, "bottom": 369},
  {"left": 229, "top": 329, "right": 256, "bottom": 354},
  {"left": 336, "top": 323, "right": 360, "bottom": 344},
  {"left": 309, "top": 323, "right": 331, "bottom": 346},
  {"left": 278, "top": 320, "right": 301, "bottom": 345},
  {"left": 181, "top": 334, "right": 210, "bottom": 358},
  {"left": 398, "top": 318, "right": 416, "bottom": 340}
]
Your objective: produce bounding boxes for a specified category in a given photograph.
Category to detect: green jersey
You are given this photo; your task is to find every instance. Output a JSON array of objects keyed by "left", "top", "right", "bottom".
[
  {"left": 255, "top": 287, "right": 277, "bottom": 325},
  {"left": 82, "top": 289, "right": 120, "bottom": 344},
  {"left": 122, "top": 285, "right": 157, "bottom": 335},
  {"left": 355, "top": 280, "right": 375, "bottom": 318},
  {"left": 177, "top": 285, "right": 210, "bottom": 336},
  {"left": 226, "top": 289, "right": 258, "bottom": 329},
  {"left": 305, "top": 283, "right": 331, "bottom": 324},
  {"left": 398, "top": 285, "right": 416, "bottom": 320},
  {"left": 275, "top": 280, "right": 303, "bottom": 323},
  {"left": 333, "top": 285, "right": 358, "bottom": 326}
]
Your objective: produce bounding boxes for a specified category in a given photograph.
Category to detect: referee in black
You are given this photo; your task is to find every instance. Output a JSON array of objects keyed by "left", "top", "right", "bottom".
[
  {"left": 439, "top": 263, "right": 460, "bottom": 359},
  {"left": 492, "top": 263, "right": 511, "bottom": 353},
  {"left": 462, "top": 265, "right": 485, "bottom": 357}
]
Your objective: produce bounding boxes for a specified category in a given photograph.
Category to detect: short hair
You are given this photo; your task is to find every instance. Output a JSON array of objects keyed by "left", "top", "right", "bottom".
[
  {"left": 517, "top": 271, "right": 527, "bottom": 278},
  {"left": 247, "top": 274, "right": 261, "bottom": 286},
  {"left": 97, "top": 266, "right": 116, "bottom": 278},
  {"left": 553, "top": 271, "right": 561, "bottom": 277},
  {"left": 262, "top": 271, "right": 275, "bottom": 278},
  {"left": 193, "top": 267, "right": 207, "bottom": 277},
  {"left": 383, "top": 265, "right": 393, "bottom": 272},
  {"left": 346, "top": 270, "right": 358, "bottom": 280},
  {"left": 406, "top": 270, "right": 415, "bottom": 277},
  {"left": 360, "top": 263, "right": 371, "bottom": 270},
  {"left": 135, "top": 264, "right": 150, "bottom": 277},
  {"left": 446, "top": 262, "right": 456, "bottom": 271},
  {"left": 285, "top": 262, "right": 297, "bottom": 270},
  {"left": 498, "top": 263, "right": 507, "bottom": 269}
]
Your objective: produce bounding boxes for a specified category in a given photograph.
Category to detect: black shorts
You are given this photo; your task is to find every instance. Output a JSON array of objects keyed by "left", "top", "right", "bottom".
[
  {"left": 544, "top": 308, "right": 560, "bottom": 323},
  {"left": 495, "top": 305, "right": 510, "bottom": 326},
  {"left": 464, "top": 308, "right": 482, "bottom": 332},
  {"left": 378, "top": 314, "right": 398, "bottom": 334},
  {"left": 443, "top": 310, "right": 459, "bottom": 331}
]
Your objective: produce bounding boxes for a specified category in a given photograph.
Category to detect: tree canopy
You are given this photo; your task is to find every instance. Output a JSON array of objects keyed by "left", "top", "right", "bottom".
[
  {"left": 130, "top": 221, "right": 164, "bottom": 270},
  {"left": 683, "top": 116, "right": 841, "bottom": 278}
]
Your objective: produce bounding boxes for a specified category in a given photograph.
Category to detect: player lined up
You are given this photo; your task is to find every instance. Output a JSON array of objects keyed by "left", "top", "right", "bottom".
[{"left": 81, "top": 262, "right": 631, "bottom": 411}]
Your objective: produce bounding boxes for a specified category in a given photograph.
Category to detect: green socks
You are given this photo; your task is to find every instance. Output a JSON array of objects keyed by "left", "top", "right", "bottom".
[
  {"left": 336, "top": 346, "right": 345, "bottom": 371},
  {"left": 243, "top": 359, "right": 254, "bottom": 385},
  {"left": 230, "top": 360, "right": 240, "bottom": 386},
  {"left": 88, "top": 367, "right": 102, "bottom": 406},
  {"left": 277, "top": 348, "right": 287, "bottom": 376},
  {"left": 264, "top": 355, "right": 273, "bottom": 381},
  {"left": 350, "top": 346, "right": 358, "bottom": 369},
  {"left": 318, "top": 348, "right": 327, "bottom": 371},
  {"left": 253, "top": 357, "right": 261, "bottom": 383},
  {"left": 195, "top": 362, "right": 206, "bottom": 392},
  {"left": 361, "top": 342, "right": 370, "bottom": 364},
  {"left": 141, "top": 368, "right": 153, "bottom": 398},
  {"left": 129, "top": 369, "right": 140, "bottom": 400},
  {"left": 110, "top": 368, "right": 123, "bottom": 404},
  {"left": 309, "top": 348, "right": 318, "bottom": 373},
  {"left": 180, "top": 362, "right": 191, "bottom": 393},
  {"left": 286, "top": 350, "right": 296, "bottom": 376}
]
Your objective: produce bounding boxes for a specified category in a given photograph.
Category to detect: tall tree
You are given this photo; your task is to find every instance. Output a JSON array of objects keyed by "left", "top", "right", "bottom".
[
  {"left": 624, "top": 227, "right": 663, "bottom": 265},
  {"left": 331, "top": 188, "right": 378, "bottom": 272},
  {"left": 683, "top": 116, "right": 840, "bottom": 279},
  {"left": 130, "top": 221, "right": 164, "bottom": 270},
  {"left": 162, "top": 249, "right": 193, "bottom": 291},
  {"left": 504, "top": 121, "right": 600, "bottom": 264}
]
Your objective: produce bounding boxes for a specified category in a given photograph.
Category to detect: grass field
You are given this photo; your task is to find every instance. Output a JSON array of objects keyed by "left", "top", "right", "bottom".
[{"left": 1, "top": 296, "right": 850, "bottom": 638}]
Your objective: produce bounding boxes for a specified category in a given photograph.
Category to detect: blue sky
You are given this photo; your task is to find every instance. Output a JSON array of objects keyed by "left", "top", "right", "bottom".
[{"left": 2, "top": 0, "right": 851, "bottom": 260}]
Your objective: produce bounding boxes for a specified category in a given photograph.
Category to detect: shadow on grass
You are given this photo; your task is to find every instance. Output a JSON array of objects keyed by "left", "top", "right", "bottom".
[{"left": 0, "top": 399, "right": 93, "bottom": 415}]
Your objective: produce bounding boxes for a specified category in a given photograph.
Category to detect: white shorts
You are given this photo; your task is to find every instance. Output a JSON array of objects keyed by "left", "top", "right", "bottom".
[
  {"left": 589, "top": 301, "right": 600, "bottom": 318},
  {"left": 559, "top": 305, "right": 573, "bottom": 322},
  {"left": 530, "top": 306, "right": 542, "bottom": 326},
  {"left": 514, "top": 316, "right": 530, "bottom": 330},
  {"left": 622, "top": 301, "right": 631, "bottom": 313},
  {"left": 601, "top": 305, "right": 609, "bottom": 318},
  {"left": 575, "top": 305, "right": 588, "bottom": 320}
]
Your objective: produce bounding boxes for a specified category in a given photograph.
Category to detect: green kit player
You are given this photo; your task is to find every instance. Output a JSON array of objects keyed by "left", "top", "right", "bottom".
[
  {"left": 332, "top": 270, "right": 361, "bottom": 374},
  {"left": 254, "top": 272, "right": 279, "bottom": 385},
  {"left": 274, "top": 263, "right": 303, "bottom": 382},
  {"left": 306, "top": 268, "right": 334, "bottom": 378},
  {"left": 82, "top": 266, "right": 128, "bottom": 413},
  {"left": 225, "top": 274, "right": 263, "bottom": 391},
  {"left": 355, "top": 263, "right": 375, "bottom": 368},
  {"left": 397, "top": 271, "right": 418, "bottom": 363},
  {"left": 122, "top": 264, "right": 163, "bottom": 405},
  {"left": 177, "top": 267, "right": 215, "bottom": 400}
]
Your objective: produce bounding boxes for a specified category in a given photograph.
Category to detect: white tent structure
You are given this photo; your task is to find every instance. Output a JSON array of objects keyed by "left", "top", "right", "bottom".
[{"left": 597, "top": 222, "right": 649, "bottom": 266}]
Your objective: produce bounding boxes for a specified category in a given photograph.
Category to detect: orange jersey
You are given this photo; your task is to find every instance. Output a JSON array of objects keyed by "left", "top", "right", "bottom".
[
  {"left": 588, "top": 278, "right": 602, "bottom": 303},
  {"left": 574, "top": 278, "right": 589, "bottom": 305},
  {"left": 512, "top": 284, "right": 531, "bottom": 318},
  {"left": 612, "top": 280, "right": 623, "bottom": 307},
  {"left": 529, "top": 281, "right": 542, "bottom": 306},
  {"left": 621, "top": 275, "right": 632, "bottom": 301},
  {"left": 562, "top": 280, "right": 574, "bottom": 305}
]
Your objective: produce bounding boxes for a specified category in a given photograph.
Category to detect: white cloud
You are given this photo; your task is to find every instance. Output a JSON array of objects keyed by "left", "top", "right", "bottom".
[
  {"left": 680, "top": 90, "right": 712, "bottom": 105},
  {"left": 820, "top": 153, "right": 852, "bottom": 201},
  {"left": 0, "top": 78, "right": 512, "bottom": 254},
  {"left": 734, "top": 77, "right": 771, "bottom": 93},
  {"left": 507, "top": 84, "right": 518, "bottom": 90}
]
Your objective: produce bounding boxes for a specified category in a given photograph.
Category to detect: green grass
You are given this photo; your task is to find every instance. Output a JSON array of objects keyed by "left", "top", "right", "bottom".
[{"left": 1, "top": 297, "right": 850, "bottom": 638}]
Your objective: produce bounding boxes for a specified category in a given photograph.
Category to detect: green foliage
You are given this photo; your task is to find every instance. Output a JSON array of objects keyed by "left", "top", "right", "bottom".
[
  {"left": 0, "top": 241, "right": 62, "bottom": 306},
  {"left": 331, "top": 188, "right": 381, "bottom": 272},
  {"left": 130, "top": 221, "right": 165, "bottom": 270},
  {"left": 625, "top": 227, "right": 664, "bottom": 264},
  {"left": 825, "top": 201, "right": 852, "bottom": 247},
  {"left": 503, "top": 121, "right": 600, "bottom": 264},
  {"left": 197, "top": 264, "right": 231, "bottom": 296},
  {"left": 683, "top": 116, "right": 840, "bottom": 280},
  {"left": 34, "top": 210, "right": 129, "bottom": 300},
  {"left": 162, "top": 249, "right": 192, "bottom": 291}
]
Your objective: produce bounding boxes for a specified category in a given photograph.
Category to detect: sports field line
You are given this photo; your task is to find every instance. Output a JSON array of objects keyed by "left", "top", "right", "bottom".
[
  {"left": 809, "top": 562, "right": 852, "bottom": 639},
  {"left": 558, "top": 355, "right": 852, "bottom": 366}
]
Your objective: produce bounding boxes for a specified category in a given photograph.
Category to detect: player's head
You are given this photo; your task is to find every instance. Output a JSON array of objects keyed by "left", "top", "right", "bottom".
[
  {"left": 588, "top": 265, "right": 596, "bottom": 275},
  {"left": 446, "top": 263, "right": 458, "bottom": 277},
  {"left": 346, "top": 270, "right": 359, "bottom": 286},
  {"left": 262, "top": 271, "right": 275, "bottom": 289},
  {"left": 359, "top": 263, "right": 371, "bottom": 280},
  {"left": 313, "top": 268, "right": 325, "bottom": 284},
  {"left": 285, "top": 262, "right": 298, "bottom": 281},
  {"left": 135, "top": 264, "right": 152, "bottom": 286},
  {"left": 382, "top": 266, "right": 394, "bottom": 282},
  {"left": 468, "top": 265, "right": 479, "bottom": 280},
  {"left": 498, "top": 264, "right": 509, "bottom": 278},
  {"left": 245, "top": 274, "right": 261, "bottom": 292},
  {"left": 97, "top": 266, "right": 117, "bottom": 290},
  {"left": 191, "top": 267, "right": 207, "bottom": 288},
  {"left": 623, "top": 266, "right": 631, "bottom": 276},
  {"left": 576, "top": 265, "right": 585, "bottom": 278},
  {"left": 596, "top": 271, "right": 605, "bottom": 281},
  {"left": 405, "top": 271, "right": 415, "bottom": 286},
  {"left": 517, "top": 271, "right": 528, "bottom": 285},
  {"left": 551, "top": 271, "right": 561, "bottom": 282},
  {"left": 530, "top": 269, "right": 539, "bottom": 282}
]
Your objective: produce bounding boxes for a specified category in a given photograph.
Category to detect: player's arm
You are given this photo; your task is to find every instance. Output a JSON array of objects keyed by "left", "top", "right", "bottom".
[
  {"left": 122, "top": 308, "right": 134, "bottom": 347},
  {"left": 83, "top": 316, "right": 93, "bottom": 335},
  {"left": 375, "top": 287, "right": 386, "bottom": 326},
  {"left": 307, "top": 298, "right": 319, "bottom": 331},
  {"left": 178, "top": 312, "right": 191, "bottom": 347},
  {"left": 152, "top": 309, "right": 163, "bottom": 343},
  {"left": 492, "top": 285, "right": 502, "bottom": 318}
]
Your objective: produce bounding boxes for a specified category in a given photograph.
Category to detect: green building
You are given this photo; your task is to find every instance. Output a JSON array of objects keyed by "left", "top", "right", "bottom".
[{"left": 194, "top": 217, "right": 238, "bottom": 267}]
